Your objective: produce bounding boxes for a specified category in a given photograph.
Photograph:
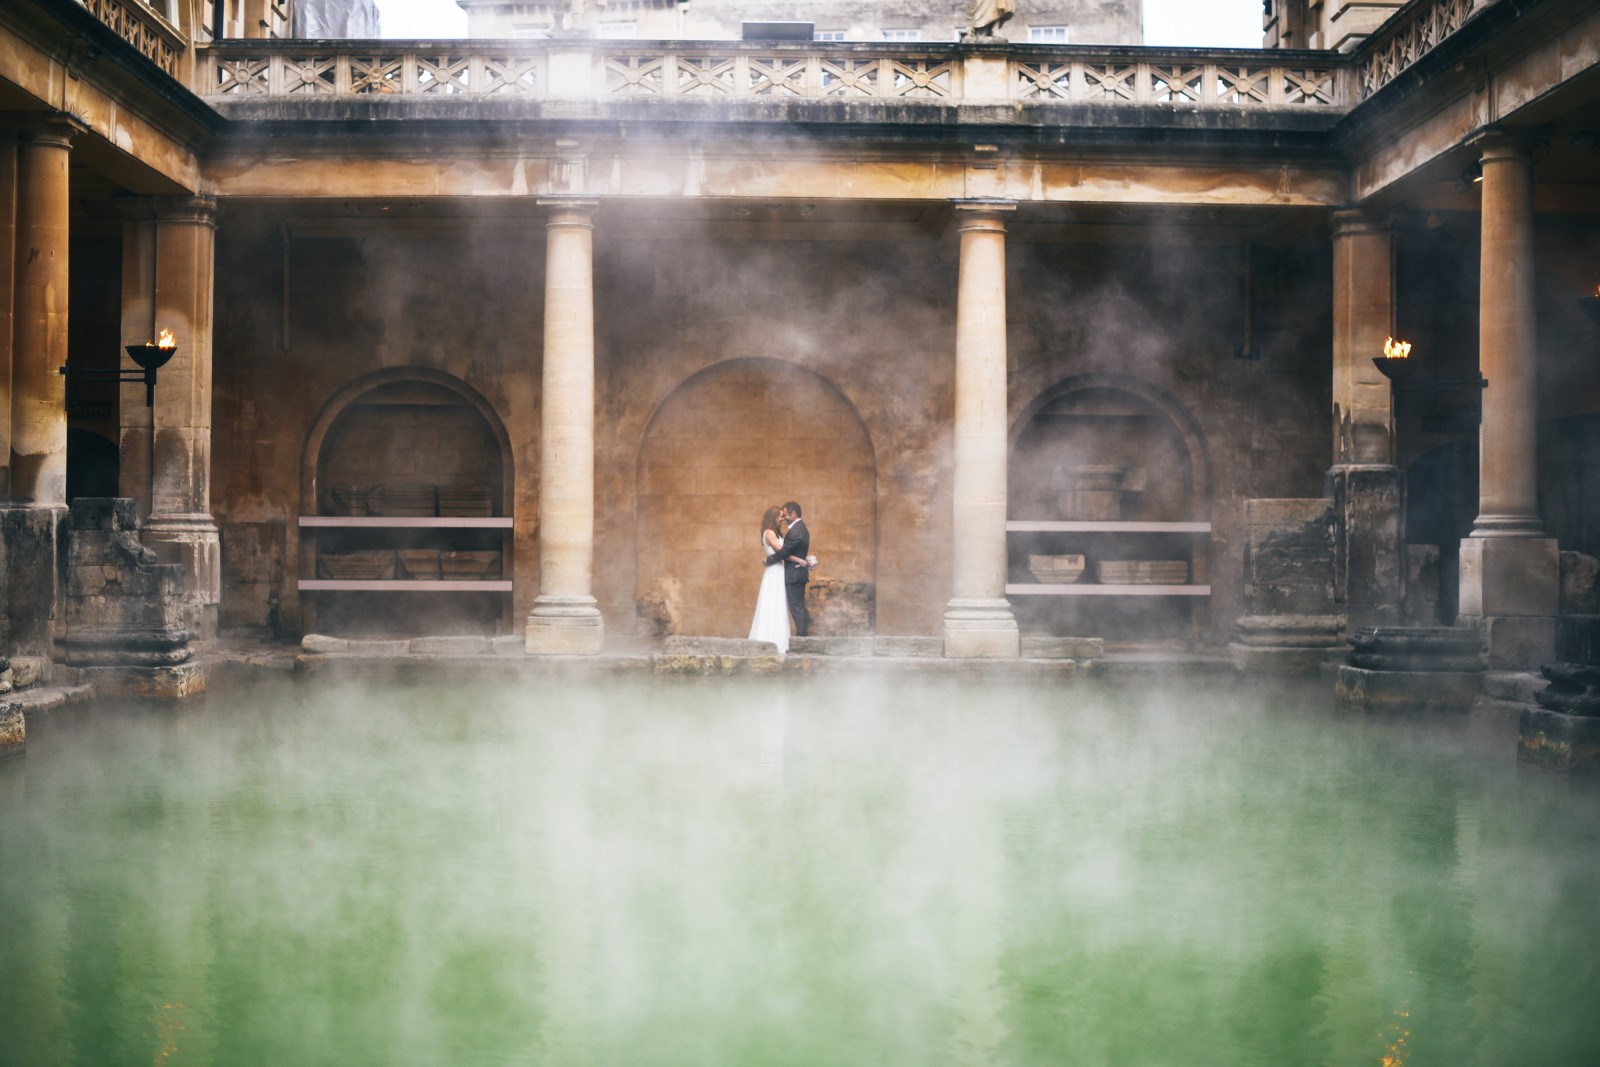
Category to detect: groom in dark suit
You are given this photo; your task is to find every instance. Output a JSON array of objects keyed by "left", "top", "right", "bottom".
[{"left": 764, "top": 500, "right": 811, "bottom": 637}]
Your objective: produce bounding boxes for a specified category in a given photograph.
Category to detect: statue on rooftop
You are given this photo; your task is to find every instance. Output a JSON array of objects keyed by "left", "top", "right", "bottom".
[{"left": 965, "top": 0, "right": 1016, "bottom": 39}]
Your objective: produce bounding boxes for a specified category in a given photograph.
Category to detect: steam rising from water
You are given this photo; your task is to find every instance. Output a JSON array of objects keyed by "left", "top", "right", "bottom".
[{"left": 2, "top": 676, "right": 1598, "bottom": 1065}]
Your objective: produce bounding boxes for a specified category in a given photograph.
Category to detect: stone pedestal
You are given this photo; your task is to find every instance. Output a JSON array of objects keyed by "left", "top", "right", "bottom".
[
  {"left": 942, "top": 202, "right": 1018, "bottom": 659},
  {"left": 1230, "top": 499, "right": 1341, "bottom": 673},
  {"left": 1330, "top": 464, "right": 1405, "bottom": 627},
  {"left": 2, "top": 504, "right": 67, "bottom": 655},
  {"left": 943, "top": 598, "right": 1021, "bottom": 659},
  {"left": 526, "top": 200, "right": 604, "bottom": 655},
  {"left": 63, "top": 498, "right": 197, "bottom": 694},
  {"left": 1458, "top": 536, "right": 1558, "bottom": 667},
  {"left": 1230, "top": 615, "right": 1345, "bottom": 673},
  {"left": 1335, "top": 626, "right": 1484, "bottom": 713}
]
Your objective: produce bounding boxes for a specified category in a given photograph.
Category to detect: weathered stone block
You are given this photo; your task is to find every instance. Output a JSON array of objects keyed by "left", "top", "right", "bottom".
[
  {"left": 1534, "top": 663, "right": 1600, "bottom": 716},
  {"left": 1474, "top": 614, "right": 1556, "bottom": 671},
  {"left": 1345, "top": 626, "right": 1483, "bottom": 673},
  {"left": 1, "top": 701, "right": 23, "bottom": 754},
  {"left": 789, "top": 635, "right": 871, "bottom": 656},
  {"left": 1518, "top": 706, "right": 1600, "bottom": 777},
  {"left": 1560, "top": 551, "right": 1600, "bottom": 614},
  {"left": 1556, "top": 615, "right": 1600, "bottom": 667},
  {"left": 1335, "top": 666, "right": 1481, "bottom": 713},
  {"left": 662, "top": 636, "right": 779, "bottom": 656},
  {"left": 77, "top": 662, "right": 207, "bottom": 700},
  {"left": 874, "top": 635, "right": 943, "bottom": 658},
  {"left": 1330, "top": 465, "right": 1404, "bottom": 628},
  {"left": 301, "top": 634, "right": 351, "bottom": 654},
  {"left": 1459, "top": 536, "right": 1559, "bottom": 618},
  {"left": 1022, "top": 636, "right": 1104, "bottom": 660},
  {"left": 410, "top": 636, "right": 492, "bottom": 655}
]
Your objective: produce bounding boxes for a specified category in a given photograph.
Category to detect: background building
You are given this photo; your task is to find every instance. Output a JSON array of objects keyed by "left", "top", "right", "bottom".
[{"left": 452, "top": 0, "right": 1142, "bottom": 44}]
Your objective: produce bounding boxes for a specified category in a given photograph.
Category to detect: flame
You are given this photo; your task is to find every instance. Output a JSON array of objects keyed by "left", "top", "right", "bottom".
[
  {"left": 155, "top": 328, "right": 176, "bottom": 349},
  {"left": 1383, "top": 336, "right": 1412, "bottom": 360}
]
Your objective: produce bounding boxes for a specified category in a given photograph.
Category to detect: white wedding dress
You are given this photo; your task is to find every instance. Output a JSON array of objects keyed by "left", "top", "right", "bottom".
[{"left": 749, "top": 539, "right": 790, "bottom": 652}]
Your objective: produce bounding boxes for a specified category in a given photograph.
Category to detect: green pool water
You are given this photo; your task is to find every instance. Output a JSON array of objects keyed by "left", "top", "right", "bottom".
[{"left": 1, "top": 674, "right": 1597, "bottom": 1066}]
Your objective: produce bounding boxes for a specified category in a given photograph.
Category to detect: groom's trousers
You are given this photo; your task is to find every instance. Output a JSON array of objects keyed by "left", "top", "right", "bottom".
[{"left": 786, "top": 581, "right": 810, "bottom": 637}]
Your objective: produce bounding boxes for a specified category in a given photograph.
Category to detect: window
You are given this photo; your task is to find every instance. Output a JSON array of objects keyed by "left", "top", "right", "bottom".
[
  {"left": 814, "top": 30, "right": 847, "bottom": 41},
  {"left": 882, "top": 28, "right": 920, "bottom": 41},
  {"left": 1029, "top": 25, "right": 1070, "bottom": 43},
  {"left": 597, "top": 21, "right": 637, "bottom": 39},
  {"left": 511, "top": 22, "right": 552, "bottom": 38}
]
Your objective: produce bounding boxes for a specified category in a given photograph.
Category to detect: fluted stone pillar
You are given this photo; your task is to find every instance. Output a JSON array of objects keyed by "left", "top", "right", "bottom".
[
  {"left": 1458, "top": 132, "right": 1557, "bottom": 667},
  {"left": 943, "top": 201, "right": 1018, "bottom": 659},
  {"left": 4, "top": 119, "right": 75, "bottom": 655},
  {"left": 1329, "top": 208, "right": 1404, "bottom": 627},
  {"left": 526, "top": 199, "right": 603, "bottom": 655},
  {"left": 119, "top": 197, "right": 221, "bottom": 640}
]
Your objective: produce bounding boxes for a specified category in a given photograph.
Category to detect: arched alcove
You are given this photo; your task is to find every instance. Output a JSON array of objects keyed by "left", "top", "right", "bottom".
[
  {"left": 298, "top": 368, "right": 516, "bottom": 637},
  {"left": 636, "top": 358, "right": 876, "bottom": 637},
  {"left": 1008, "top": 374, "right": 1210, "bottom": 640}
]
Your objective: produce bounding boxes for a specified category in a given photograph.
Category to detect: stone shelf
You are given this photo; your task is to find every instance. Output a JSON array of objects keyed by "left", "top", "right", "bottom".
[
  {"left": 1005, "top": 521, "right": 1211, "bottom": 533},
  {"left": 299, "top": 516, "right": 513, "bottom": 528},
  {"left": 1006, "top": 584, "right": 1212, "bottom": 597},
  {"left": 299, "top": 580, "right": 514, "bottom": 591}
]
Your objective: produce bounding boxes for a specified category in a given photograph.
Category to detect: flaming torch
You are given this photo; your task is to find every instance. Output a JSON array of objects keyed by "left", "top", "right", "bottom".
[
  {"left": 124, "top": 329, "right": 178, "bottom": 407},
  {"left": 1372, "top": 336, "right": 1416, "bottom": 382}
]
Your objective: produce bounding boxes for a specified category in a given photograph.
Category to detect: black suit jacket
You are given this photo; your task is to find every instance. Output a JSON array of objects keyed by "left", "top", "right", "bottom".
[{"left": 765, "top": 519, "right": 810, "bottom": 585}]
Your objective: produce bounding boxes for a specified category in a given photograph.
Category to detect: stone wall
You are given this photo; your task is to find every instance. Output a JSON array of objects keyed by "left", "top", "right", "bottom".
[{"left": 210, "top": 209, "right": 1336, "bottom": 644}]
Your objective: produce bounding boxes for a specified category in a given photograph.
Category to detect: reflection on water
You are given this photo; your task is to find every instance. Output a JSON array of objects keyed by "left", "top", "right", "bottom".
[{"left": 1, "top": 676, "right": 1598, "bottom": 1066}]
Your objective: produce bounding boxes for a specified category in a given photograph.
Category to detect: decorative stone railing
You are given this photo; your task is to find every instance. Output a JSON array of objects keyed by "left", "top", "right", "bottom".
[
  {"left": 198, "top": 40, "right": 1347, "bottom": 110},
  {"left": 1355, "top": 0, "right": 1488, "bottom": 100},
  {"left": 79, "top": 0, "right": 184, "bottom": 77}
]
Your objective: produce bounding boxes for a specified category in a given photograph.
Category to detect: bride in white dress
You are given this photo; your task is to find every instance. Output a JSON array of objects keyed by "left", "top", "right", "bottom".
[{"left": 748, "top": 505, "right": 790, "bottom": 652}]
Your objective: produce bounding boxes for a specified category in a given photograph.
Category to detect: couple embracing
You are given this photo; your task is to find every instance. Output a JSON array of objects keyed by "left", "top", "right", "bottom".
[{"left": 748, "top": 500, "right": 815, "bottom": 654}]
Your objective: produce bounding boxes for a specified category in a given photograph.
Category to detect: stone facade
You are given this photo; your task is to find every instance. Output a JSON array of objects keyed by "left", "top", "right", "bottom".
[{"left": 2, "top": 0, "right": 1600, "bottom": 669}]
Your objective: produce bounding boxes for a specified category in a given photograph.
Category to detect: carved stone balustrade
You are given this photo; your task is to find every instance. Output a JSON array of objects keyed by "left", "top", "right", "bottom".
[{"left": 197, "top": 39, "right": 1351, "bottom": 112}]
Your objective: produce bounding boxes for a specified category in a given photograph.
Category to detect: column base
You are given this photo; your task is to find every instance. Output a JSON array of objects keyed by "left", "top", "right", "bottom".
[
  {"left": 525, "top": 596, "right": 605, "bottom": 656},
  {"left": 142, "top": 514, "right": 221, "bottom": 640},
  {"left": 1459, "top": 535, "right": 1558, "bottom": 669},
  {"left": 942, "top": 598, "right": 1019, "bottom": 659}
]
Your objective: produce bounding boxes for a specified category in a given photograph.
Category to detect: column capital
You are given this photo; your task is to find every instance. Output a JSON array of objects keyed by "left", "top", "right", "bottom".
[
  {"left": 152, "top": 195, "right": 220, "bottom": 227},
  {"left": 1469, "top": 128, "right": 1539, "bottom": 164},
  {"left": 1330, "top": 206, "right": 1391, "bottom": 239},
  {"left": 952, "top": 199, "right": 1016, "bottom": 229},
  {"left": 538, "top": 197, "right": 600, "bottom": 226},
  {"left": 18, "top": 114, "right": 83, "bottom": 149}
]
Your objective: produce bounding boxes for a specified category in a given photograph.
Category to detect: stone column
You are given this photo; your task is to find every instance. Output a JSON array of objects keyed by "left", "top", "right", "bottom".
[
  {"left": 0, "top": 133, "right": 16, "bottom": 501},
  {"left": 1329, "top": 208, "right": 1404, "bottom": 628},
  {"left": 4, "top": 119, "right": 74, "bottom": 656},
  {"left": 943, "top": 201, "right": 1019, "bottom": 658},
  {"left": 526, "top": 199, "right": 604, "bottom": 655},
  {"left": 1458, "top": 132, "right": 1558, "bottom": 667},
  {"left": 10, "top": 120, "right": 73, "bottom": 506},
  {"left": 120, "top": 197, "right": 221, "bottom": 640}
]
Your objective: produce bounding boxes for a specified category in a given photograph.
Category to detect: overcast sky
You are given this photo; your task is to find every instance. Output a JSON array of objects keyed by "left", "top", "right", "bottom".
[{"left": 373, "top": 0, "right": 1263, "bottom": 47}]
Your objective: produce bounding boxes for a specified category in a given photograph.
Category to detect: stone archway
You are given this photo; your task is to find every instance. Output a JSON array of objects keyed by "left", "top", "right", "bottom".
[{"left": 636, "top": 359, "right": 876, "bottom": 637}]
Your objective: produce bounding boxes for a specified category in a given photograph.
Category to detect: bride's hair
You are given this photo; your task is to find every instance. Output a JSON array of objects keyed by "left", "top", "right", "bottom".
[{"left": 762, "top": 506, "right": 782, "bottom": 535}]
